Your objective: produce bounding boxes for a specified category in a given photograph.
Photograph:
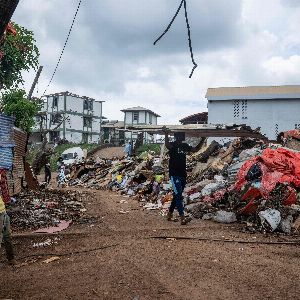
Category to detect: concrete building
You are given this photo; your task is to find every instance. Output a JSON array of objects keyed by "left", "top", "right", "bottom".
[
  {"left": 206, "top": 85, "right": 300, "bottom": 140},
  {"left": 31, "top": 91, "right": 103, "bottom": 144},
  {"left": 101, "top": 120, "right": 125, "bottom": 145},
  {"left": 121, "top": 106, "right": 160, "bottom": 143}
]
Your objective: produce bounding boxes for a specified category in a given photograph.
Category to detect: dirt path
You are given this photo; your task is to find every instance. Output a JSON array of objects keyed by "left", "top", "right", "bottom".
[{"left": 1, "top": 189, "right": 300, "bottom": 300}]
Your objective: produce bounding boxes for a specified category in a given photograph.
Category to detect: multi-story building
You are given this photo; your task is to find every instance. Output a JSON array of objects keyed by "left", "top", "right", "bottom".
[
  {"left": 121, "top": 106, "right": 160, "bottom": 143},
  {"left": 30, "top": 91, "right": 103, "bottom": 144}
]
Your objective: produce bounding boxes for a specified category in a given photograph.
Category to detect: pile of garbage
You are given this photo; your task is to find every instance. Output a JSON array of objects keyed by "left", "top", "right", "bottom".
[
  {"left": 65, "top": 138, "right": 300, "bottom": 235},
  {"left": 6, "top": 189, "right": 87, "bottom": 231}
]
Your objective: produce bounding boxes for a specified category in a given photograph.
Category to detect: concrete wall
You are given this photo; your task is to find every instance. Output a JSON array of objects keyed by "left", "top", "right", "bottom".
[
  {"left": 124, "top": 112, "right": 133, "bottom": 125},
  {"left": 208, "top": 98, "right": 300, "bottom": 140}
]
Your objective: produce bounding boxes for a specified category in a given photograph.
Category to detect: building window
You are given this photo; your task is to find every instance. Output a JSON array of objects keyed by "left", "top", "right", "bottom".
[
  {"left": 49, "top": 131, "right": 60, "bottom": 142},
  {"left": 233, "top": 100, "right": 240, "bottom": 118},
  {"left": 275, "top": 124, "right": 279, "bottom": 137},
  {"left": 241, "top": 100, "right": 248, "bottom": 119},
  {"left": 133, "top": 112, "right": 139, "bottom": 123},
  {"left": 83, "top": 116, "right": 92, "bottom": 128},
  {"left": 82, "top": 133, "right": 88, "bottom": 143},
  {"left": 83, "top": 100, "right": 93, "bottom": 110},
  {"left": 51, "top": 113, "right": 62, "bottom": 124},
  {"left": 83, "top": 100, "right": 88, "bottom": 110},
  {"left": 52, "top": 96, "right": 58, "bottom": 107},
  {"left": 149, "top": 114, "right": 152, "bottom": 124},
  {"left": 89, "top": 100, "right": 93, "bottom": 110}
]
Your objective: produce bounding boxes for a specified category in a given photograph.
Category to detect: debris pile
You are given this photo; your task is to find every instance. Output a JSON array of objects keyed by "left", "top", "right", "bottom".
[
  {"left": 6, "top": 189, "right": 87, "bottom": 231},
  {"left": 61, "top": 137, "right": 300, "bottom": 235}
]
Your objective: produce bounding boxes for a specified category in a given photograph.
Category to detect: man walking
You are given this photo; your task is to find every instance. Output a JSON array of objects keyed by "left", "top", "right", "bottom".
[{"left": 163, "top": 128, "right": 205, "bottom": 225}]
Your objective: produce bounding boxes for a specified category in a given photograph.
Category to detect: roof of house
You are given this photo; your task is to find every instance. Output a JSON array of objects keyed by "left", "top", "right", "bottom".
[
  {"left": 179, "top": 112, "right": 208, "bottom": 124},
  {"left": 43, "top": 91, "right": 105, "bottom": 102},
  {"left": 121, "top": 106, "right": 160, "bottom": 117},
  {"left": 102, "top": 121, "right": 125, "bottom": 128},
  {"left": 206, "top": 85, "right": 300, "bottom": 100}
]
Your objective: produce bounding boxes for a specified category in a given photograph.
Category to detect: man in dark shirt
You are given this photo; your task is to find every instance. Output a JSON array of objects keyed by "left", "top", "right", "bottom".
[{"left": 163, "top": 128, "right": 205, "bottom": 225}]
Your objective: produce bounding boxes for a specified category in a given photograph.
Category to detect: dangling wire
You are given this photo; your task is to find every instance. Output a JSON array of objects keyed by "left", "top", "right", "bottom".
[
  {"left": 153, "top": 0, "right": 198, "bottom": 78},
  {"left": 42, "top": 0, "right": 82, "bottom": 96}
]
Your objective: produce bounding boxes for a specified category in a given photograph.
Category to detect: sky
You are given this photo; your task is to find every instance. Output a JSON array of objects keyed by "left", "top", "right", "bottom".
[{"left": 13, "top": 0, "right": 300, "bottom": 124}]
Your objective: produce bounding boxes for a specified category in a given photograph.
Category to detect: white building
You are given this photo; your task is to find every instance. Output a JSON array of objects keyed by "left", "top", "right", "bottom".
[
  {"left": 121, "top": 106, "right": 160, "bottom": 143},
  {"left": 206, "top": 85, "right": 300, "bottom": 140},
  {"left": 31, "top": 91, "right": 103, "bottom": 144}
]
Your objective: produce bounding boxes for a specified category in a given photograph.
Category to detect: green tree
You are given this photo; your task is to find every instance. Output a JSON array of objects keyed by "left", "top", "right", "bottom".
[
  {"left": 0, "top": 22, "right": 39, "bottom": 89},
  {"left": 0, "top": 89, "right": 40, "bottom": 133}
]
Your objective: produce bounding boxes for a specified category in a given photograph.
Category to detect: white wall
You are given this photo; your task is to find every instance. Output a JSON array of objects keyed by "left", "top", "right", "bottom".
[
  {"left": 66, "top": 96, "right": 82, "bottom": 113},
  {"left": 208, "top": 98, "right": 300, "bottom": 140},
  {"left": 66, "top": 114, "right": 82, "bottom": 131},
  {"left": 65, "top": 131, "right": 81, "bottom": 143},
  {"left": 125, "top": 112, "right": 133, "bottom": 125},
  {"left": 139, "top": 111, "right": 146, "bottom": 124},
  {"left": 94, "top": 101, "right": 102, "bottom": 119}
]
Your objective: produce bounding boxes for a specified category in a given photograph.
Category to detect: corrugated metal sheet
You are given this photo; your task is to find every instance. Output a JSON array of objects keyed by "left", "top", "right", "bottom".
[{"left": 0, "top": 114, "right": 15, "bottom": 171}]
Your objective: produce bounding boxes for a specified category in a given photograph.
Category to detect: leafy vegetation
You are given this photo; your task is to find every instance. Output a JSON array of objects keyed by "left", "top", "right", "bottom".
[
  {"left": 0, "top": 22, "right": 39, "bottom": 90},
  {"left": 0, "top": 89, "right": 40, "bottom": 132}
]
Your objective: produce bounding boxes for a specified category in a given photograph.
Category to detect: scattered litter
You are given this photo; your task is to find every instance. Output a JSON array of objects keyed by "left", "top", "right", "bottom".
[
  {"left": 43, "top": 256, "right": 60, "bottom": 264},
  {"left": 34, "top": 220, "right": 72, "bottom": 234}
]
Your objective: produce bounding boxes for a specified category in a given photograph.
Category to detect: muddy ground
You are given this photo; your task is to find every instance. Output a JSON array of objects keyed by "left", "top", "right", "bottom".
[{"left": 1, "top": 187, "right": 300, "bottom": 300}]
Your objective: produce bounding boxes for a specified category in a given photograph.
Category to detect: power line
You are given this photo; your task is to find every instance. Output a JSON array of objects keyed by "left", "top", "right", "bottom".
[
  {"left": 154, "top": 0, "right": 198, "bottom": 78},
  {"left": 42, "top": 0, "right": 82, "bottom": 96}
]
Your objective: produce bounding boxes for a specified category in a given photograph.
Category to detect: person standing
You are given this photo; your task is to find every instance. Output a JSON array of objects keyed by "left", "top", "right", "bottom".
[
  {"left": 163, "top": 128, "right": 205, "bottom": 225},
  {"left": 0, "top": 171, "right": 15, "bottom": 264},
  {"left": 44, "top": 163, "right": 51, "bottom": 185},
  {"left": 124, "top": 141, "right": 133, "bottom": 157}
]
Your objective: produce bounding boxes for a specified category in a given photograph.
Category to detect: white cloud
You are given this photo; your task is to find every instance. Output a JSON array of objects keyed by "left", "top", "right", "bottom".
[{"left": 9, "top": 0, "right": 300, "bottom": 124}]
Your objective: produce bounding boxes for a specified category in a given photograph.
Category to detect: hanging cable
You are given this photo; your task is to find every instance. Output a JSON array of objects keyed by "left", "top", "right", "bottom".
[
  {"left": 154, "top": 0, "right": 198, "bottom": 78},
  {"left": 42, "top": 0, "right": 82, "bottom": 96}
]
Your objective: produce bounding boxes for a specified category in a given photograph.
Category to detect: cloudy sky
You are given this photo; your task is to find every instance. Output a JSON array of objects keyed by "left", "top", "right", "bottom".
[{"left": 13, "top": 0, "right": 300, "bottom": 124}]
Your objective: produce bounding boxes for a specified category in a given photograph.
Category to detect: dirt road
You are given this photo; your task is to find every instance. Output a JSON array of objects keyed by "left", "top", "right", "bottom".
[{"left": 1, "top": 189, "right": 300, "bottom": 300}]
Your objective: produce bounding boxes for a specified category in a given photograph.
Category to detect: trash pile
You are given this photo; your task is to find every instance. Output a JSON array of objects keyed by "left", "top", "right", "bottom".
[
  {"left": 66, "top": 138, "right": 300, "bottom": 235},
  {"left": 6, "top": 189, "right": 87, "bottom": 231}
]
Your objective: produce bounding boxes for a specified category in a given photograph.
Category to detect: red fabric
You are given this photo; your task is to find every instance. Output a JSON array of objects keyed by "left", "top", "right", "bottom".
[
  {"left": 239, "top": 188, "right": 262, "bottom": 215},
  {"left": 0, "top": 169, "right": 10, "bottom": 203},
  {"left": 235, "top": 148, "right": 300, "bottom": 200},
  {"left": 202, "top": 189, "right": 227, "bottom": 204}
]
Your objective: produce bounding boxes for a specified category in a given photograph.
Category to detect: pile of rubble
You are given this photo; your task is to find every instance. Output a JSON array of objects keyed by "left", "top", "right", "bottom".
[
  {"left": 66, "top": 138, "right": 300, "bottom": 235},
  {"left": 6, "top": 189, "right": 87, "bottom": 231}
]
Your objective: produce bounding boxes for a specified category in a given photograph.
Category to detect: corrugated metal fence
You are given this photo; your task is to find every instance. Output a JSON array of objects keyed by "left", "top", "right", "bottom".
[
  {"left": 0, "top": 114, "right": 15, "bottom": 170},
  {"left": 0, "top": 114, "right": 27, "bottom": 194}
]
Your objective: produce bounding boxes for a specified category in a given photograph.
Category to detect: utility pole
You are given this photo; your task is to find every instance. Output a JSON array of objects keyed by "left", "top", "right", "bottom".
[
  {"left": 0, "top": 0, "right": 19, "bottom": 40},
  {"left": 27, "top": 66, "right": 43, "bottom": 100}
]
